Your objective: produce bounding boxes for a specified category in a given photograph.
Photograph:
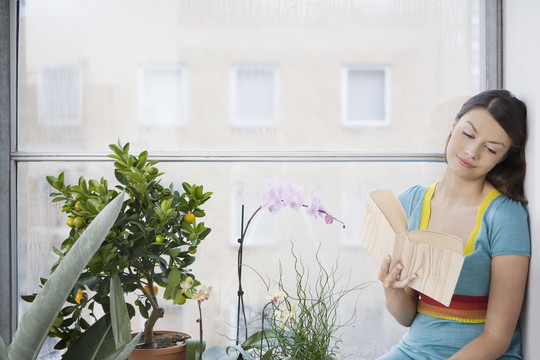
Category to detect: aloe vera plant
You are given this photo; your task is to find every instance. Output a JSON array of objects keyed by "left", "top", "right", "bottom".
[{"left": 0, "top": 191, "right": 140, "bottom": 360}]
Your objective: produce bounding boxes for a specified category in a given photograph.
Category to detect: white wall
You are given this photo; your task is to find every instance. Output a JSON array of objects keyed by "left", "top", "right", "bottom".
[{"left": 504, "top": 0, "right": 540, "bottom": 358}]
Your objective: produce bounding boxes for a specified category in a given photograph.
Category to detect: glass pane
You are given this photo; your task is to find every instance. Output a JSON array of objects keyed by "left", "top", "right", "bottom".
[
  {"left": 18, "top": 160, "right": 446, "bottom": 358},
  {"left": 345, "top": 66, "right": 389, "bottom": 125},
  {"left": 18, "top": 0, "right": 482, "bottom": 152},
  {"left": 139, "top": 65, "right": 186, "bottom": 128}
]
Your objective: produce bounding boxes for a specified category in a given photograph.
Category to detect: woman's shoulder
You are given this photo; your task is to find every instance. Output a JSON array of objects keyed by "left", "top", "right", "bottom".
[
  {"left": 398, "top": 184, "right": 430, "bottom": 203},
  {"left": 397, "top": 184, "right": 431, "bottom": 213},
  {"left": 485, "top": 192, "right": 530, "bottom": 255},
  {"left": 488, "top": 192, "right": 529, "bottom": 219}
]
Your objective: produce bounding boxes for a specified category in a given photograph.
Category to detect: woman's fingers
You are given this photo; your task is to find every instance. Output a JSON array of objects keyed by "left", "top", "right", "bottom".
[
  {"left": 379, "top": 255, "right": 417, "bottom": 289},
  {"left": 378, "top": 255, "right": 392, "bottom": 281}
]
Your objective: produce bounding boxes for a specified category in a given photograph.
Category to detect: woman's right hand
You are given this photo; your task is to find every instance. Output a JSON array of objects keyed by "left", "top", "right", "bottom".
[
  {"left": 378, "top": 255, "right": 419, "bottom": 327},
  {"left": 378, "top": 255, "right": 418, "bottom": 290}
]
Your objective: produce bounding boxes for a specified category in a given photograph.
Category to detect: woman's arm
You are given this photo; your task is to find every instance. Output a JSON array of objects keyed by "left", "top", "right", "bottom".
[
  {"left": 449, "top": 254, "right": 529, "bottom": 360},
  {"left": 378, "top": 255, "right": 419, "bottom": 327}
]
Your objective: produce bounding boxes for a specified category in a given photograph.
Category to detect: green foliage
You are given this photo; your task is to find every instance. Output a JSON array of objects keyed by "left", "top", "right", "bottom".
[
  {"left": 206, "top": 248, "right": 370, "bottom": 360},
  {"left": 27, "top": 141, "right": 213, "bottom": 350},
  {"left": 4, "top": 192, "right": 126, "bottom": 360}
]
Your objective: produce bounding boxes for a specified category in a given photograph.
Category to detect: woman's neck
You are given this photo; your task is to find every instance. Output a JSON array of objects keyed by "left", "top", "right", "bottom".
[{"left": 436, "top": 173, "right": 493, "bottom": 206}]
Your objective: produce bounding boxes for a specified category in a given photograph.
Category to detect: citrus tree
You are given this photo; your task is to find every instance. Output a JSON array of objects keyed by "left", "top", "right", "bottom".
[{"left": 28, "top": 141, "right": 212, "bottom": 350}]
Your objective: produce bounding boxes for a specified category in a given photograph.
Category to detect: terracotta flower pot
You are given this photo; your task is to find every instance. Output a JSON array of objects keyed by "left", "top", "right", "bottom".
[{"left": 128, "top": 331, "right": 191, "bottom": 360}]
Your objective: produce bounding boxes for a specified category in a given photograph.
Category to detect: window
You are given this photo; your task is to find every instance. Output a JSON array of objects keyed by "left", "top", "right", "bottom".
[
  {"left": 139, "top": 64, "right": 187, "bottom": 128},
  {"left": 342, "top": 65, "right": 391, "bottom": 128},
  {"left": 37, "top": 65, "right": 83, "bottom": 126},
  {"left": 230, "top": 65, "right": 279, "bottom": 129},
  {"left": 11, "top": 1, "right": 488, "bottom": 358}
]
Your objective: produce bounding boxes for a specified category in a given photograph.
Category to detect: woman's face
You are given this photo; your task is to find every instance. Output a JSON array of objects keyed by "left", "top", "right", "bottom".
[{"left": 446, "top": 108, "right": 512, "bottom": 181}]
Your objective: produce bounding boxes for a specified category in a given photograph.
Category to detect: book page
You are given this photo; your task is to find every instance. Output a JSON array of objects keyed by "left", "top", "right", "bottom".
[
  {"left": 405, "top": 240, "right": 464, "bottom": 306},
  {"left": 369, "top": 189, "right": 408, "bottom": 234},
  {"left": 408, "top": 230, "right": 463, "bottom": 254},
  {"left": 358, "top": 193, "right": 400, "bottom": 264}
]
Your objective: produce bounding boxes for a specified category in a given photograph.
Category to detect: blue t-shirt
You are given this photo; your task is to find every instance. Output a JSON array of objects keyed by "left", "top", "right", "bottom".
[{"left": 385, "top": 185, "right": 531, "bottom": 359}]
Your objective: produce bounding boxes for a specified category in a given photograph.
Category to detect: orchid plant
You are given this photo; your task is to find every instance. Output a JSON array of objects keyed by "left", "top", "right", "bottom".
[{"left": 235, "top": 182, "right": 344, "bottom": 344}]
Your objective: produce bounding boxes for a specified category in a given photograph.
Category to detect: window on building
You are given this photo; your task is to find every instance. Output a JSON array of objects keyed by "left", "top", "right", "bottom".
[
  {"left": 342, "top": 65, "right": 391, "bottom": 128},
  {"left": 37, "top": 65, "right": 83, "bottom": 126},
  {"left": 230, "top": 65, "right": 278, "bottom": 129},
  {"left": 139, "top": 64, "right": 187, "bottom": 128}
]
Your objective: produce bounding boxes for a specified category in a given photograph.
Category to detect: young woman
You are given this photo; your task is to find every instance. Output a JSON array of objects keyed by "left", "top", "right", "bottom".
[{"left": 377, "top": 90, "right": 530, "bottom": 359}]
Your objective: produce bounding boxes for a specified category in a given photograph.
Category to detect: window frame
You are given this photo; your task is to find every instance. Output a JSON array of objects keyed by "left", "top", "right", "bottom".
[{"left": 0, "top": 0, "right": 504, "bottom": 344}]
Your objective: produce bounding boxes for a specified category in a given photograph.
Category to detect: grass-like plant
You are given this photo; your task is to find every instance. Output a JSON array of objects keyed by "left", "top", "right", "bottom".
[
  {"left": 203, "top": 246, "right": 371, "bottom": 360},
  {"left": 260, "top": 248, "right": 369, "bottom": 360}
]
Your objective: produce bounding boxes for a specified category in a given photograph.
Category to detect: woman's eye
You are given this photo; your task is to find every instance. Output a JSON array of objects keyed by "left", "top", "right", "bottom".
[
  {"left": 485, "top": 146, "right": 497, "bottom": 155},
  {"left": 462, "top": 131, "right": 473, "bottom": 138}
]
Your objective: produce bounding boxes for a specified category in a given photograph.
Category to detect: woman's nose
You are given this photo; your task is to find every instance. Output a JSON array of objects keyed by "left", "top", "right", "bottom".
[{"left": 465, "top": 143, "right": 479, "bottom": 160}]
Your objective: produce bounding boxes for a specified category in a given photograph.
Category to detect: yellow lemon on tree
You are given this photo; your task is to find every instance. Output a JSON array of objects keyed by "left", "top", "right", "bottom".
[
  {"left": 75, "top": 291, "right": 87, "bottom": 304},
  {"left": 183, "top": 213, "right": 196, "bottom": 224},
  {"left": 155, "top": 235, "right": 164, "bottom": 243},
  {"left": 74, "top": 201, "right": 82, "bottom": 212},
  {"left": 73, "top": 216, "right": 85, "bottom": 228},
  {"left": 144, "top": 285, "right": 159, "bottom": 296},
  {"left": 66, "top": 217, "right": 75, "bottom": 227}
]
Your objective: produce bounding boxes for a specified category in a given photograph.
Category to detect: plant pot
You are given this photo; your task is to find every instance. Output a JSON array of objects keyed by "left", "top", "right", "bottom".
[{"left": 129, "top": 331, "right": 191, "bottom": 360}]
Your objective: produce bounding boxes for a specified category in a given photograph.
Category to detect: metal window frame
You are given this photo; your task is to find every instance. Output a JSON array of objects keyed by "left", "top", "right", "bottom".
[
  {"left": 1, "top": 0, "right": 18, "bottom": 345},
  {"left": 0, "top": 0, "right": 503, "bottom": 343}
]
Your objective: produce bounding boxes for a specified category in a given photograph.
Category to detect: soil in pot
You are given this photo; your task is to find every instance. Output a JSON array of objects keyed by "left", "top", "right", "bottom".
[{"left": 129, "top": 331, "right": 191, "bottom": 360}]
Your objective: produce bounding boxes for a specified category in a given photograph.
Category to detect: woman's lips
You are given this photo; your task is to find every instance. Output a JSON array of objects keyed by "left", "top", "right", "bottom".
[{"left": 457, "top": 156, "right": 475, "bottom": 169}]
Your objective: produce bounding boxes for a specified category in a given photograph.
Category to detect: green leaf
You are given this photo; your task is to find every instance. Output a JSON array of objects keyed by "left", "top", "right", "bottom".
[
  {"left": 101, "top": 333, "right": 141, "bottom": 360},
  {"left": 199, "top": 228, "right": 211, "bottom": 240},
  {"left": 193, "top": 209, "right": 206, "bottom": 217},
  {"left": 0, "top": 335, "right": 7, "bottom": 360},
  {"left": 118, "top": 170, "right": 145, "bottom": 184},
  {"left": 7, "top": 192, "right": 125, "bottom": 360},
  {"left": 167, "top": 249, "right": 181, "bottom": 258},
  {"left": 261, "top": 348, "right": 275, "bottom": 360},
  {"left": 88, "top": 179, "right": 100, "bottom": 190},
  {"left": 186, "top": 339, "right": 206, "bottom": 360},
  {"left": 110, "top": 274, "right": 131, "bottom": 348},
  {"left": 195, "top": 186, "right": 203, "bottom": 200},
  {"left": 136, "top": 151, "right": 148, "bottom": 170},
  {"left": 61, "top": 316, "right": 116, "bottom": 360},
  {"left": 182, "top": 182, "right": 192, "bottom": 194},
  {"left": 79, "top": 177, "right": 88, "bottom": 194},
  {"left": 20, "top": 294, "right": 36, "bottom": 303},
  {"left": 168, "top": 268, "right": 182, "bottom": 288},
  {"left": 109, "top": 143, "right": 124, "bottom": 158}
]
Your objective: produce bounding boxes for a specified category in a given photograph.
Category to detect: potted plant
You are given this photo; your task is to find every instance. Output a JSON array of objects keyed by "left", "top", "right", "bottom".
[
  {"left": 34, "top": 141, "right": 213, "bottom": 358},
  {"left": 203, "top": 247, "right": 370, "bottom": 360},
  {"left": 201, "top": 182, "right": 368, "bottom": 360}
]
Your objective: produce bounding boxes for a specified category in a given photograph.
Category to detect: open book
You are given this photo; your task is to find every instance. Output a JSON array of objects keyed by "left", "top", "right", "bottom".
[{"left": 359, "top": 189, "right": 465, "bottom": 306}]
